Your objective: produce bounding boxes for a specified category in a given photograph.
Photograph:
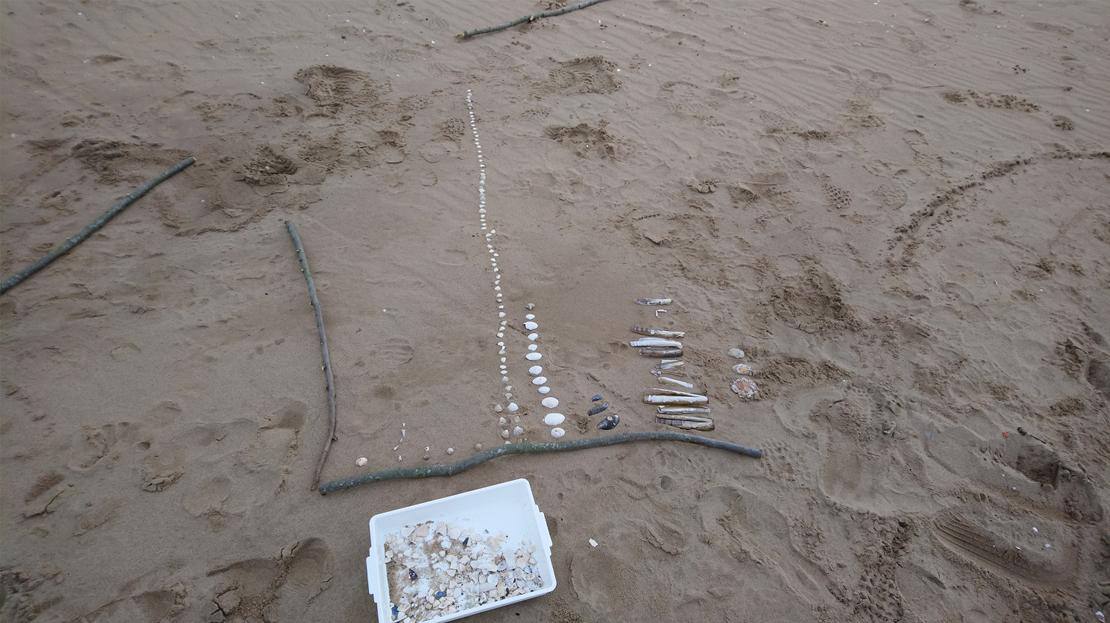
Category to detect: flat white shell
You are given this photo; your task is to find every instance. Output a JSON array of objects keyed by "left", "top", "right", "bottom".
[
  {"left": 528, "top": 365, "right": 543, "bottom": 376},
  {"left": 543, "top": 413, "right": 565, "bottom": 426},
  {"left": 532, "top": 376, "right": 547, "bottom": 385},
  {"left": 550, "top": 427, "right": 566, "bottom": 438},
  {"left": 538, "top": 386, "right": 550, "bottom": 394},
  {"left": 528, "top": 333, "right": 539, "bottom": 341},
  {"left": 541, "top": 397, "right": 559, "bottom": 408},
  {"left": 525, "top": 314, "right": 535, "bottom": 321},
  {"left": 526, "top": 352, "right": 542, "bottom": 361},
  {"left": 523, "top": 321, "right": 538, "bottom": 331},
  {"left": 527, "top": 344, "right": 538, "bottom": 352}
]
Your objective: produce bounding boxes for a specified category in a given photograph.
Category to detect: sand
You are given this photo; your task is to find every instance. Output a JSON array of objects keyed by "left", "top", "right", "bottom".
[{"left": 1, "top": 0, "right": 1108, "bottom": 621}]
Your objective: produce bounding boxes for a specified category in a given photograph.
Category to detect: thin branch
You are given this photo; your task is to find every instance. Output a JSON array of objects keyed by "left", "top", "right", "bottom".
[
  {"left": 1, "top": 156, "right": 195, "bottom": 295},
  {"left": 319, "top": 431, "right": 761, "bottom": 494},
  {"left": 458, "top": 0, "right": 612, "bottom": 40},
  {"left": 286, "top": 221, "right": 338, "bottom": 491}
]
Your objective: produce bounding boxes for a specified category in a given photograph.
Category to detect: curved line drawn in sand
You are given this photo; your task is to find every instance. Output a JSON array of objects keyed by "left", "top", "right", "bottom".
[{"left": 888, "top": 150, "right": 1110, "bottom": 270}]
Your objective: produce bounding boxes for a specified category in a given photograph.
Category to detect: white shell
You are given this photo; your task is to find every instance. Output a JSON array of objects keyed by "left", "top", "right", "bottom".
[
  {"left": 494, "top": 404, "right": 504, "bottom": 413},
  {"left": 506, "top": 402, "right": 519, "bottom": 413},
  {"left": 525, "top": 314, "right": 535, "bottom": 320},
  {"left": 527, "top": 344, "right": 538, "bottom": 352},
  {"left": 532, "top": 376, "right": 547, "bottom": 385},
  {"left": 512, "top": 426, "right": 524, "bottom": 437},
  {"left": 550, "top": 427, "right": 566, "bottom": 438},
  {"left": 356, "top": 457, "right": 368, "bottom": 467},
  {"left": 541, "top": 397, "right": 559, "bottom": 408},
  {"left": 523, "top": 321, "right": 538, "bottom": 331},
  {"left": 543, "top": 413, "right": 565, "bottom": 426},
  {"left": 526, "top": 352, "right": 542, "bottom": 361},
  {"left": 528, "top": 365, "right": 543, "bottom": 376},
  {"left": 538, "top": 386, "right": 550, "bottom": 394},
  {"left": 527, "top": 333, "right": 539, "bottom": 341}
]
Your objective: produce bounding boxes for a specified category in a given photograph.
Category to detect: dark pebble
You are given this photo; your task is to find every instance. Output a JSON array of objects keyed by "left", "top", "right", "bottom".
[
  {"left": 591, "top": 394, "right": 603, "bottom": 401},
  {"left": 408, "top": 569, "right": 418, "bottom": 581},
  {"left": 587, "top": 402, "right": 609, "bottom": 416},
  {"left": 392, "top": 604, "right": 400, "bottom": 619},
  {"left": 598, "top": 414, "right": 620, "bottom": 430},
  {"left": 435, "top": 590, "right": 447, "bottom": 599}
]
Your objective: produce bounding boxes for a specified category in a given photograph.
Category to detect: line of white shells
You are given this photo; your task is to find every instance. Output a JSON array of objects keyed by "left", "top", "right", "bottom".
[
  {"left": 468, "top": 90, "right": 519, "bottom": 441},
  {"left": 524, "top": 308, "right": 567, "bottom": 439}
]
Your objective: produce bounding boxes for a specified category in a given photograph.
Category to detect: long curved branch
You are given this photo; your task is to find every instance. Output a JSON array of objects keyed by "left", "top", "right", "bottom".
[
  {"left": 1, "top": 156, "right": 195, "bottom": 295},
  {"left": 319, "top": 431, "right": 761, "bottom": 495},
  {"left": 286, "top": 221, "right": 338, "bottom": 491}
]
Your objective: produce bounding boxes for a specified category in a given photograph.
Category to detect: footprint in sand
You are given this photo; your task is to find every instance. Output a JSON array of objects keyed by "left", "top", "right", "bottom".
[{"left": 206, "top": 538, "right": 334, "bottom": 621}]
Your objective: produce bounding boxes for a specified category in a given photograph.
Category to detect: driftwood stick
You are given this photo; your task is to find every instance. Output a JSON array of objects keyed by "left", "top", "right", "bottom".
[
  {"left": 458, "top": 0, "right": 612, "bottom": 40},
  {"left": 286, "top": 221, "right": 338, "bottom": 491},
  {"left": 0, "top": 156, "right": 195, "bottom": 295},
  {"left": 319, "top": 431, "right": 761, "bottom": 494}
]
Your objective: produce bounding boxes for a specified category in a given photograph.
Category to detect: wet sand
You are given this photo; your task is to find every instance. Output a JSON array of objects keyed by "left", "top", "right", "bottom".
[{"left": 1, "top": 0, "right": 1108, "bottom": 621}]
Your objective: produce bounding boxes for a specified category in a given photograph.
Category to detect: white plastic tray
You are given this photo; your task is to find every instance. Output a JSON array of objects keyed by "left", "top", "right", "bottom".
[{"left": 366, "top": 479, "right": 556, "bottom": 622}]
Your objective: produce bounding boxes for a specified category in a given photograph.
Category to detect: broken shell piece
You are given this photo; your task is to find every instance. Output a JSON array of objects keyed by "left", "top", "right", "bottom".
[
  {"left": 512, "top": 425, "right": 524, "bottom": 437},
  {"left": 728, "top": 347, "right": 746, "bottom": 359},
  {"left": 598, "top": 414, "right": 620, "bottom": 430},
  {"left": 638, "top": 347, "right": 684, "bottom": 358},
  {"left": 500, "top": 429, "right": 511, "bottom": 439},
  {"left": 643, "top": 394, "right": 708, "bottom": 405},
  {"left": 525, "top": 352, "right": 542, "bottom": 361},
  {"left": 525, "top": 314, "right": 535, "bottom": 321},
  {"left": 528, "top": 365, "right": 543, "bottom": 376},
  {"left": 629, "top": 337, "right": 683, "bottom": 349},
  {"left": 631, "top": 326, "right": 685, "bottom": 338},
  {"left": 525, "top": 303, "right": 535, "bottom": 310},
  {"left": 656, "top": 414, "right": 714, "bottom": 431},
  {"left": 658, "top": 376, "right": 694, "bottom": 390},
  {"left": 657, "top": 359, "right": 684, "bottom": 370},
  {"left": 592, "top": 394, "right": 603, "bottom": 401},
  {"left": 541, "top": 397, "right": 559, "bottom": 408},
  {"left": 650, "top": 367, "right": 686, "bottom": 378},
  {"left": 550, "top": 427, "right": 566, "bottom": 438},
  {"left": 731, "top": 376, "right": 759, "bottom": 400},
  {"left": 733, "top": 363, "right": 754, "bottom": 375},
  {"left": 446, "top": 447, "right": 455, "bottom": 455},
  {"left": 543, "top": 413, "right": 565, "bottom": 426},
  {"left": 532, "top": 376, "right": 547, "bottom": 385},
  {"left": 635, "top": 298, "right": 672, "bottom": 305},
  {"left": 657, "top": 406, "right": 712, "bottom": 415},
  {"left": 506, "top": 402, "right": 519, "bottom": 413},
  {"left": 356, "top": 457, "right": 368, "bottom": 467},
  {"left": 523, "top": 321, "right": 538, "bottom": 331},
  {"left": 587, "top": 402, "right": 609, "bottom": 416}
]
